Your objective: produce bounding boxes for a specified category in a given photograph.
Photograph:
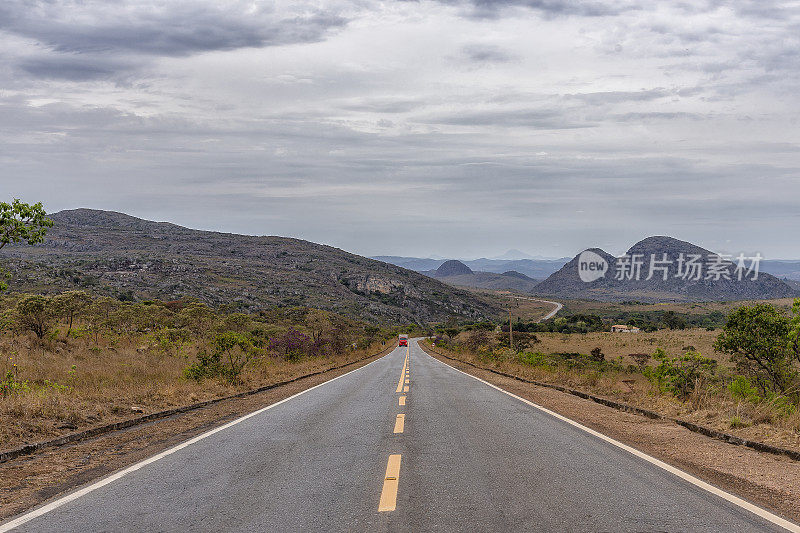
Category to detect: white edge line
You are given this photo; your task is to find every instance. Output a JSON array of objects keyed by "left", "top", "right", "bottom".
[
  {"left": 419, "top": 342, "right": 800, "bottom": 533},
  {"left": 0, "top": 349, "right": 395, "bottom": 532}
]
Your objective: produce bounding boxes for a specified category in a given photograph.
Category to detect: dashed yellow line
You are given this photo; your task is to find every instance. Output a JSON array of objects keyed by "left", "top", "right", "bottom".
[
  {"left": 378, "top": 454, "right": 402, "bottom": 512},
  {"left": 395, "top": 352, "right": 409, "bottom": 393},
  {"left": 393, "top": 414, "right": 405, "bottom": 433},
  {"left": 381, "top": 344, "right": 410, "bottom": 513}
]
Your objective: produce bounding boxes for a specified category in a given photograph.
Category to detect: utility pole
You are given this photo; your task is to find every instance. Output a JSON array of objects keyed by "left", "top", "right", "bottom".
[{"left": 509, "top": 306, "right": 513, "bottom": 350}]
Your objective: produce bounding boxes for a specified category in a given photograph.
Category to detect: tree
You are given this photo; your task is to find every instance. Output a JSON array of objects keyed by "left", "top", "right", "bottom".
[
  {"left": 53, "top": 290, "right": 93, "bottom": 336},
  {"left": 179, "top": 302, "right": 216, "bottom": 336},
  {"left": 15, "top": 294, "right": 56, "bottom": 339},
  {"left": 0, "top": 199, "right": 53, "bottom": 292},
  {"left": 86, "top": 297, "right": 119, "bottom": 344},
  {"left": 184, "top": 332, "right": 255, "bottom": 383},
  {"left": 714, "top": 303, "right": 797, "bottom": 395}
]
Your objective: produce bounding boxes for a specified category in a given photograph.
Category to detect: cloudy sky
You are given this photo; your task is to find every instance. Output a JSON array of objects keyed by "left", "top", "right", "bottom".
[{"left": 1, "top": 1, "right": 799, "bottom": 259}]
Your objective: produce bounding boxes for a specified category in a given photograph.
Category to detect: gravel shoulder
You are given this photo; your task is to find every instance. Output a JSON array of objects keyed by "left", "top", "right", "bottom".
[{"left": 419, "top": 342, "right": 800, "bottom": 525}]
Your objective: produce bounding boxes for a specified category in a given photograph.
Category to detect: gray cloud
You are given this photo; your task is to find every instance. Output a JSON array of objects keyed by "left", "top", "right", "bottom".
[
  {"left": 414, "top": 108, "right": 593, "bottom": 129},
  {"left": 438, "top": 0, "right": 641, "bottom": 18},
  {"left": 1, "top": 1, "right": 347, "bottom": 56},
  {"left": 339, "top": 97, "right": 424, "bottom": 113},
  {"left": 612, "top": 111, "right": 705, "bottom": 122},
  {"left": 2, "top": 1, "right": 349, "bottom": 79},
  {"left": 564, "top": 89, "right": 672, "bottom": 105},
  {"left": 18, "top": 56, "right": 141, "bottom": 81},
  {"left": 460, "top": 43, "right": 517, "bottom": 63}
]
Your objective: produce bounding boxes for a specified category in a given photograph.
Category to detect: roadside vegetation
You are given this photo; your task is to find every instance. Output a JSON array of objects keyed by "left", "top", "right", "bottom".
[
  {"left": 0, "top": 199, "right": 414, "bottom": 450},
  {"left": 507, "top": 309, "right": 726, "bottom": 334},
  {"left": 0, "top": 291, "right": 400, "bottom": 449},
  {"left": 428, "top": 300, "right": 800, "bottom": 451}
]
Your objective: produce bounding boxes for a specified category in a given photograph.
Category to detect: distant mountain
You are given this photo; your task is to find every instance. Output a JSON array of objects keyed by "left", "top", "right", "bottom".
[
  {"left": 371, "top": 255, "right": 568, "bottom": 279},
  {"left": 490, "top": 249, "right": 536, "bottom": 260},
  {"left": 370, "top": 256, "right": 445, "bottom": 272},
  {"left": 436, "top": 260, "right": 473, "bottom": 276},
  {"left": 534, "top": 236, "right": 796, "bottom": 302},
  {"left": 761, "top": 260, "right": 800, "bottom": 281},
  {"left": 0, "top": 209, "right": 502, "bottom": 324},
  {"left": 372, "top": 254, "right": 799, "bottom": 282},
  {"left": 501, "top": 270, "right": 533, "bottom": 280},
  {"left": 423, "top": 262, "right": 540, "bottom": 293}
]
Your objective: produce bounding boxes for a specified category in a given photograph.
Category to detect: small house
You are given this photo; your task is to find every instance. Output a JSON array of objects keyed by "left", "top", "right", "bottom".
[{"left": 611, "top": 324, "right": 640, "bottom": 333}]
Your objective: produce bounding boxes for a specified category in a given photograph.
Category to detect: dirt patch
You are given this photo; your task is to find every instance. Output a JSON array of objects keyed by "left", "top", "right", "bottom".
[
  {"left": 0, "top": 347, "right": 392, "bottom": 521},
  {"left": 420, "top": 342, "right": 800, "bottom": 525}
]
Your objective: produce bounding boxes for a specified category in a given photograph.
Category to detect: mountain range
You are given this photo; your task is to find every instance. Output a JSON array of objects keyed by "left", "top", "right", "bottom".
[
  {"left": 424, "top": 260, "right": 541, "bottom": 293},
  {"left": 0, "top": 209, "right": 501, "bottom": 324},
  {"left": 371, "top": 255, "right": 570, "bottom": 279},
  {"left": 533, "top": 236, "right": 797, "bottom": 302}
]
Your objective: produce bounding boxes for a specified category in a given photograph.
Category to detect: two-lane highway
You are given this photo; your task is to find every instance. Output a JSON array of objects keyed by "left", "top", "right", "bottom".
[{"left": 4, "top": 340, "right": 797, "bottom": 532}]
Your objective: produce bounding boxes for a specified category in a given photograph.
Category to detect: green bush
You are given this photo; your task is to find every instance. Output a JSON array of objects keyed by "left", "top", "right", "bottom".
[
  {"left": 643, "top": 348, "right": 717, "bottom": 399},
  {"left": 184, "top": 332, "right": 256, "bottom": 383},
  {"left": 1, "top": 369, "right": 29, "bottom": 396},
  {"left": 516, "top": 351, "right": 550, "bottom": 368},
  {"left": 728, "top": 376, "right": 760, "bottom": 403}
]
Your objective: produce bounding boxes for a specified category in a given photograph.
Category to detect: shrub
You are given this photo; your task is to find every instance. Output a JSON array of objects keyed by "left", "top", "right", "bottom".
[
  {"left": 729, "top": 416, "right": 750, "bottom": 429},
  {"left": 154, "top": 327, "right": 190, "bottom": 357},
  {"left": 184, "top": 332, "right": 256, "bottom": 383},
  {"left": 516, "top": 351, "right": 551, "bottom": 369},
  {"left": 728, "top": 376, "right": 760, "bottom": 403},
  {"left": 1, "top": 369, "right": 29, "bottom": 396},
  {"left": 268, "top": 327, "right": 310, "bottom": 362},
  {"left": 643, "top": 349, "right": 717, "bottom": 400}
]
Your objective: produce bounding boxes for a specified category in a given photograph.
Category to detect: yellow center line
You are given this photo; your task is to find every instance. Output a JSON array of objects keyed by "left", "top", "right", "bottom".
[
  {"left": 399, "top": 395, "right": 406, "bottom": 406},
  {"left": 403, "top": 385, "right": 409, "bottom": 393},
  {"left": 378, "top": 454, "right": 402, "bottom": 512},
  {"left": 395, "top": 353, "right": 408, "bottom": 393},
  {"left": 393, "top": 414, "right": 405, "bottom": 433}
]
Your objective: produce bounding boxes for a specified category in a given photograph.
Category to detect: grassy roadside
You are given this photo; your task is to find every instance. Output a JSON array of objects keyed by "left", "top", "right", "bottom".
[{"left": 1, "top": 292, "right": 400, "bottom": 451}]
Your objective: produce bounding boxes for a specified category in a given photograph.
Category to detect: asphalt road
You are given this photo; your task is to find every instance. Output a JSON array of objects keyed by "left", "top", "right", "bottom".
[{"left": 4, "top": 340, "right": 797, "bottom": 532}]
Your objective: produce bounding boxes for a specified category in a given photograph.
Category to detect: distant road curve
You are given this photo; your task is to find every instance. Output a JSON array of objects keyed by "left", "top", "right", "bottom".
[{"left": 506, "top": 295, "right": 563, "bottom": 321}]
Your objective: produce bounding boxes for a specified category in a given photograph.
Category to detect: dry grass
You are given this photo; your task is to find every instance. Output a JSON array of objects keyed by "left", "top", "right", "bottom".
[
  {"left": 532, "top": 329, "right": 727, "bottom": 365},
  {"left": 559, "top": 297, "right": 797, "bottom": 316},
  {"left": 428, "top": 332, "right": 800, "bottom": 453},
  {"left": 0, "top": 332, "right": 389, "bottom": 450}
]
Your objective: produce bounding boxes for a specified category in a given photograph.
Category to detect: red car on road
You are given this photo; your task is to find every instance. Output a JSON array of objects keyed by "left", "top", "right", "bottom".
[{"left": 398, "top": 334, "right": 408, "bottom": 346}]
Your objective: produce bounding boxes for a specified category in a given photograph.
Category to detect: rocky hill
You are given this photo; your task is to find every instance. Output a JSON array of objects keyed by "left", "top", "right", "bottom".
[
  {"left": 534, "top": 236, "right": 796, "bottom": 302},
  {"left": 435, "top": 260, "right": 473, "bottom": 276},
  {"left": 425, "top": 262, "right": 540, "bottom": 293},
  {"left": 0, "top": 209, "right": 502, "bottom": 324}
]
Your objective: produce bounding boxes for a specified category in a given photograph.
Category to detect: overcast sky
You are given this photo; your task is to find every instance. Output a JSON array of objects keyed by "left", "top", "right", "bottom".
[{"left": 1, "top": 1, "right": 799, "bottom": 259}]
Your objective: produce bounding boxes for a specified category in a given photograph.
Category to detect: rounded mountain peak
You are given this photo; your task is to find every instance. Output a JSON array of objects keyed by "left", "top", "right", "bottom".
[
  {"left": 626, "top": 236, "right": 709, "bottom": 257},
  {"left": 436, "top": 260, "right": 473, "bottom": 276}
]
